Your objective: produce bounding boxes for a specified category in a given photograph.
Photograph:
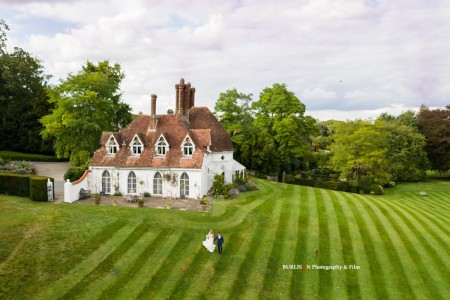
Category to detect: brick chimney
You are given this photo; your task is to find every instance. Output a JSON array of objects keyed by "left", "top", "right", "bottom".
[
  {"left": 175, "top": 78, "right": 196, "bottom": 116},
  {"left": 190, "top": 87, "right": 195, "bottom": 108},
  {"left": 149, "top": 94, "right": 157, "bottom": 130},
  {"left": 151, "top": 94, "right": 157, "bottom": 116},
  {"left": 177, "top": 78, "right": 185, "bottom": 115}
]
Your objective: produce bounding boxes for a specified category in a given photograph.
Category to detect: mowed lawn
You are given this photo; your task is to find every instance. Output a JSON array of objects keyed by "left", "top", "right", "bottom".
[{"left": 0, "top": 178, "right": 449, "bottom": 299}]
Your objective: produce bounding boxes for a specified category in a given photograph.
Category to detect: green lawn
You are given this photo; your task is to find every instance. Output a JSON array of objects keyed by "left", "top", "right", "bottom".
[{"left": 0, "top": 178, "right": 449, "bottom": 299}]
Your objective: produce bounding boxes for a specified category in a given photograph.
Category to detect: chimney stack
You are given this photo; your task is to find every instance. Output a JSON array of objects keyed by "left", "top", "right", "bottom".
[
  {"left": 175, "top": 78, "right": 196, "bottom": 116},
  {"left": 178, "top": 78, "right": 185, "bottom": 115},
  {"left": 175, "top": 83, "right": 179, "bottom": 114},
  {"left": 190, "top": 87, "right": 195, "bottom": 108},
  {"left": 150, "top": 94, "right": 157, "bottom": 116}
]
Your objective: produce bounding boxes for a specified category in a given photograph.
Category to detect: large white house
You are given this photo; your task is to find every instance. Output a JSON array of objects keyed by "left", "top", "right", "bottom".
[{"left": 88, "top": 79, "right": 245, "bottom": 199}]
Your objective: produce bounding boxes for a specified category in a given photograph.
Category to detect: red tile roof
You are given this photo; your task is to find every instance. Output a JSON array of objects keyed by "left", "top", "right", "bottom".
[{"left": 90, "top": 107, "right": 233, "bottom": 168}]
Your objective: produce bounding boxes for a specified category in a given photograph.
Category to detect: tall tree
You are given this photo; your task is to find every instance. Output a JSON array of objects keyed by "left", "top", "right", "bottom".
[
  {"left": 0, "top": 20, "right": 53, "bottom": 153},
  {"left": 214, "top": 88, "right": 253, "bottom": 134},
  {"left": 377, "top": 112, "right": 428, "bottom": 181},
  {"left": 329, "top": 120, "right": 390, "bottom": 186},
  {"left": 40, "top": 60, "right": 133, "bottom": 166},
  {"left": 214, "top": 89, "right": 255, "bottom": 167},
  {"left": 252, "top": 83, "right": 316, "bottom": 175},
  {"left": 417, "top": 105, "right": 450, "bottom": 172}
]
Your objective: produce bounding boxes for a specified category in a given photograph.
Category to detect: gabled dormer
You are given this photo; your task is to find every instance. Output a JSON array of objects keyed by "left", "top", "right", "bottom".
[
  {"left": 106, "top": 135, "right": 119, "bottom": 156},
  {"left": 155, "top": 134, "right": 169, "bottom": 157},
  {"left": 130, "top": 134, "right": 144, "bottom": 156},
  {"left": 181, "top": 135, "right": 195, "bottom": 157}
]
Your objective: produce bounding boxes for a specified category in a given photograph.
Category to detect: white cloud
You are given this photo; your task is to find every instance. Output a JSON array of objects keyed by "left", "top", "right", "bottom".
[{"left": 1, "top": 0, "right": 449, "bottom": 119}]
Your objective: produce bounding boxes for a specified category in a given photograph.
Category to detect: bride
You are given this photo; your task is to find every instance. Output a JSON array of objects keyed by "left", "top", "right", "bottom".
[{"left": 202, "top": 229, "right": 216, "bottom": 252}]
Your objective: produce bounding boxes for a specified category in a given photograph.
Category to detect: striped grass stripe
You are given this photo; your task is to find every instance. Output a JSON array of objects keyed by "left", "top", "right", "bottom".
[
  {"left": 261, "top": 183, "right": 300, "bottom": 299},
  {"left": 207, "top": 219, "right": 258, "bottom": 299},
  {"left": 231, "top": 189, "right": 285, "bottom": 299},
  {"left": 1, "top": 178, "right": 448, "bottom": 299},
  {"left": 340, "top": 193, "right": 390, "bottom": 299},
  {"left": 149, "top": 236, "right": 208, "bottom": 299},
  {"left": 331, "top": 192, "right": 363, "bottom": 299},
  {"left": 113, "top": 230, "right": 183, "bottom": 299},
  {"left": 320, "top": 189, "right": 346, "bottom": 299},
  {"left": 290, "top": 185, "right": 310, "bottom": 298},
  {"left": 76, "top": 229, "right": 161, "bottom": 299},
  {"left": 36, "top": 221, "right": 139, "bottom": 300},
  {"left": 374, "top": 197, "right": 450, "bottom": 273},
  {"left": 299, "top": 186, "right": 320, "bottom": 298},
  {"left": 350, "top": 194, "right": 429, "bottom": 299},
  {"left": 362, "top": 196, "right": 449, "bottom": 298},
  {"left": 380, "top": 197, "right": 450, "bottom": 251}
]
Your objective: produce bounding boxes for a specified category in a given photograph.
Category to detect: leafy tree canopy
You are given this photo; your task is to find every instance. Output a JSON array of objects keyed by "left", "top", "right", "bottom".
[
  {"left": 40, "top": 60, "right": 133, "bottom": 166},
  {"left": 214, "top": 88, "right": 253, "bottom": 134},
  {"left": 0, "top": 20, "right": 53, "bottom": 153},
  {"left": 418, "top": 105, "right": 450, "bottom": 172},
  {"left": 252, "top": 83, "right": 316, "bottom": 173},
  {"left": 329, "top": 120, "right": 390, "bottom": 185}
]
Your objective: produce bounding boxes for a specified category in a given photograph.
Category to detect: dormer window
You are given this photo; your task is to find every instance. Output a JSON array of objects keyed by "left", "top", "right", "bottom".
[
  {"left": 182, "top": 136, "right": 195, "bottom": 157},
  {"left": 155, "top": 135, "right": 168, "bottom": 156},
  {"left": 106, "top": 136, "right": 119, "bottom": 155},
  {"left": 130, "top": 136, "right": 143, "bottom": 156}
]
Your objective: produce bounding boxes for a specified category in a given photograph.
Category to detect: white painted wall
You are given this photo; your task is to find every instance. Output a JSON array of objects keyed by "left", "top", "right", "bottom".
[
  {"left": 89, "top": 167, "right": 203, "bottom": 199},
  {"left": 87, "top": 151, "right": 243, "bottom": 200},
  {"left": 64, "top": 171, "right": 92, "bottom": 203}
]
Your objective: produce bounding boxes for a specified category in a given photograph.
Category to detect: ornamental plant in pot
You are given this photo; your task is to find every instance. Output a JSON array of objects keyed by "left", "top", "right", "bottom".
[
  {"left": 93, "top": 194, "right": 101, "bottom": 205},
  {"left": 138, "top": 198, "right": 144, "bottom": 207}
]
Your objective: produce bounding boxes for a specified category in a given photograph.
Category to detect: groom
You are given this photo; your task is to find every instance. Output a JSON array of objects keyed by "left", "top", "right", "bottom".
[{"left": 214, "top": 232, "right": 224, "bottom": 254}]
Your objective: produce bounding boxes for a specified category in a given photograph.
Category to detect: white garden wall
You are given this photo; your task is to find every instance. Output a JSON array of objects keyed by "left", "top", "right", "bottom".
[{"left": 64, "top": 170, "right": 92, "bottom": 203}]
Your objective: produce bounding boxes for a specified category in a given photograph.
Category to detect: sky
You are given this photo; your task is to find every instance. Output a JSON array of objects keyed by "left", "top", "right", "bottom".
[{"left": 1, "top": 0, "right": 449, "bottom": 121}]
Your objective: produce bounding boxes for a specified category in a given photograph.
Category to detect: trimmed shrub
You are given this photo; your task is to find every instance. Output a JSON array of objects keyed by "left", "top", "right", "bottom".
[
  {"left": 30, "top": 176, "right": 54, "bottom": 201},
  {"left": 370, "top": 184, "right": 384, "bottom": 195},
  {"left": 0, "top": 174, "right": 30, "bottom": 196},
  {"left": 0, "top": 174, "right": 54, "bottom": 200}
]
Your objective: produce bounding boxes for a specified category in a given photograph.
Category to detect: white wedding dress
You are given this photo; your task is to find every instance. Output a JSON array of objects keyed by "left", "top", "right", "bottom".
[{"left": 202, "top": 233, "right": 215, "bottom": 252}]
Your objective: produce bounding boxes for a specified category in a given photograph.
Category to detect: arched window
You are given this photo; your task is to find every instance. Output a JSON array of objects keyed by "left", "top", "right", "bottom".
[
  {"left": 128, "top": 171, "right": 137, "bottom": 193},
  {"left": 131, "top": 137, "right": 143, "bottom": 155},
  {"left": 180, "top": 172, "right": 189, "bottom": 197},
  {"left": 156, "top": 136, "right": 168, "bottom": 156},
  {"left": 153, "top": 172, "right": 162, "bottom": 195},
  {"left": 106, "top": 137, "right": 119, "bottom": 155},
  {"left": 102, "top": 170, "right": 111, "bottom": 194},
  {"left": 183, "top": 140, "right": 194, "bottom": 156}
]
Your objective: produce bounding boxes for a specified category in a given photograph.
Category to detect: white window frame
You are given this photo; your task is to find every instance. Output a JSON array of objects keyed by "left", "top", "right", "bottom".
[
  {"left": 102, "top": 170, "right": 111, "bottom": 194},
  {"left": 153, "top": 172, "right": 162, "bottom": 195},
  {"left": 155, "top": 135, "right": 169, "bottom": 156},
  {"left": 182, "top": 136, "right": 195, "bottom": 157},
  {"left": 106, "top": 136, "right": 119, "bottom": 155},
  {"left": 128, "top": 171, "right": 137, "bottom": 194},
  {"left": 180, "top": 172, "right": 189, "bottom": 196},
  {"left": 130, "top": 135, "right": 143, "bottom": 156}
]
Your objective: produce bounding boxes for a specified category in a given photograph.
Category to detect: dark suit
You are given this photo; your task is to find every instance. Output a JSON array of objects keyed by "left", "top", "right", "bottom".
[{"left": 215, "top": 234, "right": 224, "bottom": 254}]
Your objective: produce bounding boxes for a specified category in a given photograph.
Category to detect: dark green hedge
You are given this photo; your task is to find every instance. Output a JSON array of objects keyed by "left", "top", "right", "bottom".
[
  {"left": 30, "top": 176, "right": 53, "bottom": 202},
  {"left": 294, "top": 178, "right": 362, "bottom": 194},
  {"left": 0, "top": 173, "right": 54, "bottom": 201},
  {"left": 0, "top": 174, "right": 30, "bottom": 196},
  {"left": 0, "top": 151, "right": 67, "bottom": 162}
]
